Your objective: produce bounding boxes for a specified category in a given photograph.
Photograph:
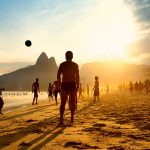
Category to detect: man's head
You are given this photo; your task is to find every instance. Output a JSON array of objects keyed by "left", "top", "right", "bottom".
[
  {"left": 65, "top": 51, "right": 73, "bottom": 61},
  {"left": 95, "top": 76, "right": 99, "bottom": 80},
  {"left": 36, "top": 78, "right": 39, "bottom": 82}
]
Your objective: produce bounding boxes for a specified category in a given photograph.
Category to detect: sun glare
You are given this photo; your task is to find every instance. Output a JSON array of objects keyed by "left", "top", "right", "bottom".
[{"left": 88, "top": 1, "right": 137, "bottom": 61}]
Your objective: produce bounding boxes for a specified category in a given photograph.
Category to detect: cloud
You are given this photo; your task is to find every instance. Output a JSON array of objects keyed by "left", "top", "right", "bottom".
[
  {"left": 127, "top": 35, "right": 150, "bottom": 56},
  {"left": 124, "top": 0, "right": 150, "bottom": 32},
  {"left": 124, "top": 0, "right": 150, "bottom": 64}
]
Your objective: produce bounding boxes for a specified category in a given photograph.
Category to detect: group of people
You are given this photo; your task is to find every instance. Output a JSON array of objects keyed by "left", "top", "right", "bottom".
[
  {"left": 32, "top": 79, "right": 61, "bottom": 105},
  {"left": 78, "top": 83, "right": 91, "bottom": 99},
  {"left": 0, "top": 51, "right": 100, "bottom": 125},
  {"left": 31, "top": 51, "right": 100, "bottom": 124},
  {"left": 129, "top": 80, "right": 148, "bottom": 94}
]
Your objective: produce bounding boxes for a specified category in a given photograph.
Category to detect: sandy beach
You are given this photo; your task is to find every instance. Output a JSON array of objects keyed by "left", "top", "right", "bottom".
[{"left": 0, "top": 92, "right": 149, "bottom": 150}]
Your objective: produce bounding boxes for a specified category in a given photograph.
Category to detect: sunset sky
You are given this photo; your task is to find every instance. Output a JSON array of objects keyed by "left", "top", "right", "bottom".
[{"left": 0, "top": 0, "right": 150, "bottom": 73}]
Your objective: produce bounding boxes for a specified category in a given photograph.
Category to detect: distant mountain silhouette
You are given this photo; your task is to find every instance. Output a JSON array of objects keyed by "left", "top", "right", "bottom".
[
  {"left": 0, "top": 62, "right": 32, "bottom": 75},
  {"left": 1, "top": 54, "right": 150, "bottom": 91},
  {"left": 80, "top": 61, "right": 150, "bottom": 85},
  {"left": 0, "top": 52, "right": 58, "bottom": 90}
]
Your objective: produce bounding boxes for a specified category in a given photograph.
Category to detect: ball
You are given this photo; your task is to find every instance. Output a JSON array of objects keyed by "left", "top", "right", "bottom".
[{"left": 25, "top": 40, "right": 32, "bottom": 47}]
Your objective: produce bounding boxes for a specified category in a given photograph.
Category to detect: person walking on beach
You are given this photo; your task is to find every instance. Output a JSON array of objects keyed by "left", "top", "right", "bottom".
[
  {"left": 134, "top": 81, "right": 139, "bottom": 93},
  {"left": 78, "top": 83, "right": 83, "bottom": 99},
  {"left": 0, "top": 88, "right": 5, "bottom": 115},
  {"left": 32, "top": 78, "right": 40, "bottom": 105},
  {"left": 57, "top": 51, "right": 79, "bottom": 125},
  {"left": 138, "top": 81, "right": 143, "bottom": 94},
  {"left": 93, "top": 76, "right": 100, "bottom": 102},
  {"left": 106, "top": 84, "right": 109, "bottom": 94},
  {"left": 129, "top": 81, "right": 134, "bottom": 94},
  {"left": 48, "top": 83, "right": 53, "bottom": 101},
  {"left": 87, "top": 84, "right": 90, "bottom": 97},
  {"left": 52, "top": 80, "right": 61, "bottom": 105}
]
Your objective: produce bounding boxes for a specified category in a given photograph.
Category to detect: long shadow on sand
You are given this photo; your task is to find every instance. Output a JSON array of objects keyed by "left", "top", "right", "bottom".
[
  {"left": 0, "top": 104, "right": 56, "bottom": 121},
  {"left": 0, "top": 114, "right": 59, "bottom": 149},
  {"left": 0, "top": 100, "right": 95, "bottom": 149},
  {"left": 18, "top": 125, "right": 66, "bottom": 150}
]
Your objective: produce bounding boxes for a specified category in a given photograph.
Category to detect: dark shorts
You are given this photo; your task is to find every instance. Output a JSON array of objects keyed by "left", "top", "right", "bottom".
[
  {"left": 61, "top": 82, "right": 76, "bottom": 92},
  {"left": 34, "top": 90, "right": 38, "bottom": 97},
  {"left": 55, "top": 90, "right": 61, "bottom": 94},
  {"left": 94, "top": 88, "right": 99, "bottom": 96}
]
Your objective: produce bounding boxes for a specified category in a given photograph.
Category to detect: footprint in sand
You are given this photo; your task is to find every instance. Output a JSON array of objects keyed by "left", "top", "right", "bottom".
[
  {"left": 105, "top": 130, "right": 122, "bottom": 137},
  {"left": 93, "top": 123, "right": 107, "bottom": 128},
  {"left": 82, "top": 123, "right": 106, "bottom": 132},
  {"left": 127, "top": 134, "right": 146, "bottom": 141},
  {"left": 25, "top": 119, "right": 36, "bottom": 123},
  {"left": 116, "top": 119, "right": 130, "bottom": 125},
  {"left": 107, "top": 145, "right": 125, "bottom": 150},
  {"left": 64, "top": 141, "right": 100, "bottom": 149},
  {"left": 19, "top": 141, "right": 31, "bottom": 147},
  {"left": 27, "top": 128, "right": 44, "bottom": 134}
]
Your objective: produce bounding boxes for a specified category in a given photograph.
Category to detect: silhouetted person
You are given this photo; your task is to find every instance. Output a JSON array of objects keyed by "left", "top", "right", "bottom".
[
  {"left": 118, "top": 84, "right": 123, "bottom": 92},
  {"left": 94, "top": 76, "right": 100, "bottom": 102},
  {"left": 87, "top": 84, "right": 90, "bottom": 97},
  {"left": 138, "top": 81, "right": 143, "bottom": 94},
  {"left": 48, "top": 83, "right": 53, "bottom": 101},
  {"left": 106, "top": 84, "right": 109, "bottom": 93},
  {"left": 57, "top": 51, "right": 79, "bottom": 125},
  {"left": 82, "top": 86, "right": 85, "bottom": 95},
  {"left": 122, "top": 83, "right": 125, "bottom": 91},
  {"left": 32, "top": 78, "right": 40, "bottom": 105},
  {"left": 134, "top": 81, "right": 139, "bottom": 93},
  {"left": 78, "top": 83, "right": 83, "bottom": 99},
  {"left": 52, "top": 80, "right": 61, "bottom": 105},
  {"left": 144, "top": 79, "right": 150, "bottom": 94},
  {"left": 0, "top": 89, "right": 5, "bottom": 115},
  {"left": 129, "top": 81, "right": 134, "bottom": 94}
]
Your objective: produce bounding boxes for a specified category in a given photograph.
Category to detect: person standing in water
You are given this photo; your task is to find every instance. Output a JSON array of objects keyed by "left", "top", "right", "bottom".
[
  {"left": 57, "top": 51, "right": 79, "bottom": 125},
  {"left": 93, "top": 76, "right": 100, "bottom": 102},
  {"left": 32, "top": 78, "right": 40, "bottom": 105}
]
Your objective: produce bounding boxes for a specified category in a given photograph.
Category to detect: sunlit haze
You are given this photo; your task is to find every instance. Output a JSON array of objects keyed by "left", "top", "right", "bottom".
[{"left": 0, "top": 0, "right": 150, "bottom": 73}]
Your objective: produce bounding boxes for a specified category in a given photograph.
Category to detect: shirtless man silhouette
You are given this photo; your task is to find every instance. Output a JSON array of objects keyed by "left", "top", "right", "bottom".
[
  {"left": 57, "top": 51, "right": 79, "bottom": 124},
  {"left": 32, "top": 78, "right": 40, "bottom": 105}
]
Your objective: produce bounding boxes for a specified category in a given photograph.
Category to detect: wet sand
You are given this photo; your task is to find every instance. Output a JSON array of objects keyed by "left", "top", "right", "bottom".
[
  {"left": 2, "top": 92, "right": 48, "bottom": 113},
  {"left": 0, "top": 92, "right": 149, "bottom": 149}
]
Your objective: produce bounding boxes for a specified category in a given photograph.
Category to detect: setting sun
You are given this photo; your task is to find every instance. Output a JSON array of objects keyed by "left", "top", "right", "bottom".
[{"left": 86, "top": 1, "right": 138, "bottom": 61}]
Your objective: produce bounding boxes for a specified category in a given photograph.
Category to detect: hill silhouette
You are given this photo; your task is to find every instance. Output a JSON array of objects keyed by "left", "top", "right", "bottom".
[
  {"left": 0, "top": 52, "right": 58, "bottom": 90},
  {"left": 1, "top": 54, "right": 150, "bottom": 90},
  {"left": 80, "top": 61, "right": 150, "bottom": 85}
]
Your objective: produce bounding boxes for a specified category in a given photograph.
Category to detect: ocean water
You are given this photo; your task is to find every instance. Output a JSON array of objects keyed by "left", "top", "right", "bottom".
[{"left": 1, "top": 91, "right": 49, "bottom": 113}]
